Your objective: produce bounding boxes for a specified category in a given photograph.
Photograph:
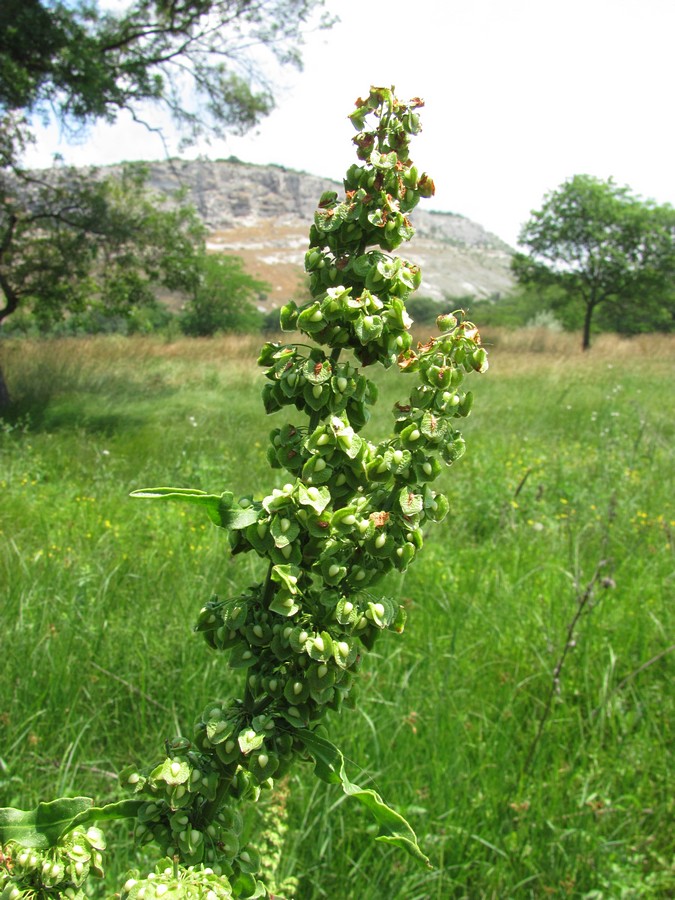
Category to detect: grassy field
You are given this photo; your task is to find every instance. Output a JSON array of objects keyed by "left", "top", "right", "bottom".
[{"left": 1, "top": 330, "right": 673, "bottom": 899}]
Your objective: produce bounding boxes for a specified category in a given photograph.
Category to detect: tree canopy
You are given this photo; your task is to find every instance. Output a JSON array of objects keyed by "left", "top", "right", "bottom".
[
  {"left": 511, "top": 175, "right": 675, "bottom": 349},
  {"left": 0, "top": 0, "right": 331, "bottom": 408},
  {"left": 0, "top": 163, "right": 206, "bottom": 328},
  {"left": 0, "top": 0, "right": 331, "bottom": 144}
]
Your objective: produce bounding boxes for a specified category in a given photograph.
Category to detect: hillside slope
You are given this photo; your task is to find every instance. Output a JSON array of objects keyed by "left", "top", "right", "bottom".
[{"left": 142, "top": 158, "right": 514, "bottom": 304}]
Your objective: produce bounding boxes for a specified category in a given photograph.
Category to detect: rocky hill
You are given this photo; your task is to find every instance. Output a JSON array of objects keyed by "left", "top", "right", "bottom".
[{"left": 141, "top": 158, "right": 514, "bottom": 304}]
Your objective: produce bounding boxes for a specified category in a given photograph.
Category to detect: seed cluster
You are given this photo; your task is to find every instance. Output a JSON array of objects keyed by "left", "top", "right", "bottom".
[
  {"left": 0, "top": 827, "right": 105, "bottom": 900},
  {"left": 0, "top": 88, "right": 488, "bottom": 900},
  {"left": 119, "top": 87, "right": 487, "bottom": 897}
]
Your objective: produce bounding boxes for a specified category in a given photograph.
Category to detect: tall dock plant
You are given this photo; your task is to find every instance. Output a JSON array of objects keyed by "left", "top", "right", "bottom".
[{"left": 0, "top": 87, "right": 488, "bottom": 899}]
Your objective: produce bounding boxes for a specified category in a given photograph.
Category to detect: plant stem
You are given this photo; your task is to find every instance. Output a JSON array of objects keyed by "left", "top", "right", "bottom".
[{"left": 522, "top": 497, "right": 616, "bottom": 774}]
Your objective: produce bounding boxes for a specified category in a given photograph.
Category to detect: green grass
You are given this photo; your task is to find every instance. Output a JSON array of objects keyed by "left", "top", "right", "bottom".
[{"left": 1, "top": 332, "right": 673, "bottom": 898}]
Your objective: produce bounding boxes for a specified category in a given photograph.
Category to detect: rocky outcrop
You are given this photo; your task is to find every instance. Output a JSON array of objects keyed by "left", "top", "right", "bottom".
[{"left": 139, "top": 158, "right": 514, "bottom": 303}]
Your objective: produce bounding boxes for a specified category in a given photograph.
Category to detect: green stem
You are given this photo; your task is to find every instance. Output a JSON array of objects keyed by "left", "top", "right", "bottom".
[{"left": 195, "top": 766, "right": 235, "bottom": 829}]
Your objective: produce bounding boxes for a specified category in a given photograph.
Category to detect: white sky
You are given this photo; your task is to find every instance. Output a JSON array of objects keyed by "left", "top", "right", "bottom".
[{"left": 23, "top": 0, "right": 675, "bottom": 248}]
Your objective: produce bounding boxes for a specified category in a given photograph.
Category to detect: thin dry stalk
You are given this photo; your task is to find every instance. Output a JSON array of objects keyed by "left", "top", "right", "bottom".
[{"left": 522, "top": 498, "right": 617, "bottom": 774}]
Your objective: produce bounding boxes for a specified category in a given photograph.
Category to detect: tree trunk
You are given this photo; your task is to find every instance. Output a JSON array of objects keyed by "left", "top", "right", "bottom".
[
  {"left": 582, "top": 301, "right": 594, "bottom": 351},
  {"left": 0, "top": 361, "right": 10, "bottom": 413}
]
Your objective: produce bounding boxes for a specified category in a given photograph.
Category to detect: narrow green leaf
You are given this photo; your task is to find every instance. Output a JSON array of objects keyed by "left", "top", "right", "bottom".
[
  {"left": 295, "top": 730, "right": 431, "bottom": 868},
  {"left": 130, "top": 487, "right": 223, "bottom": 525},
  {"left": 0, "top": 798, "right": 92, "bottom": 849},
  {"left": 0, "top": 797, "right": 142, "bottom": 849},
  {"left": 69, "top": 799, "right": 144, "bottom": 832},
  {"left": 130, "top": 487, "right": 259, "bottom": 530}
]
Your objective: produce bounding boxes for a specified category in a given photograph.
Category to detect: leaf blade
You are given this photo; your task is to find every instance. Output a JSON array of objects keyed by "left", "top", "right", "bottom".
[{"left": 296, "top": 730, "right": 431, "bottom": 868}]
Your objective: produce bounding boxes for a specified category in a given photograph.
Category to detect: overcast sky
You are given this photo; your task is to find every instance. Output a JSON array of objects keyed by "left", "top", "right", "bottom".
[{"left": 23, "top": 0, "right": 675, "bottom": 248}]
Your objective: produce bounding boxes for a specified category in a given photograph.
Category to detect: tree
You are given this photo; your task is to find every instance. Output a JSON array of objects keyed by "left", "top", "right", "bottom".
[
  {"left": 511, "top": 175, "right": 675, "bottom": 349},
  {"left": 0, "top": 0, "right": 331, "bottom": 407},
  {"left": 179, "top": 254, "right": 269, "bottom": 335},
  {"left": 0, "top": 0, "right": 331, "bottom": 145},
  {"left": 0, "top": 162, "right": 206, "bottom": 329}
]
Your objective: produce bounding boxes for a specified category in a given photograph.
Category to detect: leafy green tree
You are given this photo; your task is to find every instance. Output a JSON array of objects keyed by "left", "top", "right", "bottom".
[
  {"left": 0, "top": 0, "right": 331, "bottom": 142},
  {"left": 0, "top": 163, "right": 205, "bottom": 327},
  {"left": 179, "top": 254, "right": 269, "bottom": 336},
  {"left": 0, "top": 0, "right": 332, "bottom": 407},
  {"left": 512, "top": 175, "right": 675, "bottom": 349}
]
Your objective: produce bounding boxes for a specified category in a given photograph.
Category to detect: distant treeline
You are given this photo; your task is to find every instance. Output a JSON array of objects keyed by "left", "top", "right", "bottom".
[{"left": 2, "top": 287, "right": 673, "bottom": 340}]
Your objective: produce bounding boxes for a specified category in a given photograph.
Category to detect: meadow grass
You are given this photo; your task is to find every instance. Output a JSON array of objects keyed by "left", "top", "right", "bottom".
[{"left": 1, "top": 332, "right": 673, "bottom": 898}]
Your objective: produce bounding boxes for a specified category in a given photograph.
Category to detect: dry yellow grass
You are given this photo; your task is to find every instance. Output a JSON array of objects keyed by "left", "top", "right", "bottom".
[{"left": 3, "top": 330, "right": 673, "bottom": 401}]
